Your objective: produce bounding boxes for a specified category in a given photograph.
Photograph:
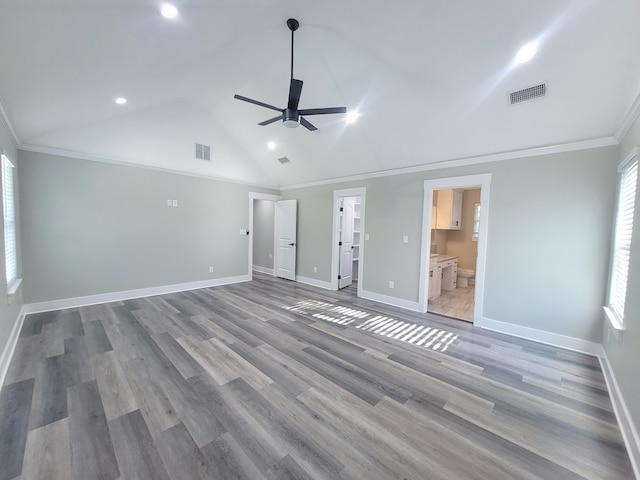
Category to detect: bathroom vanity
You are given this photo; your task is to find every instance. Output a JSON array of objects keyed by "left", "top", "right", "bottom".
[{"left": 428, "top": 254, "right": 458, "bottom": 299}]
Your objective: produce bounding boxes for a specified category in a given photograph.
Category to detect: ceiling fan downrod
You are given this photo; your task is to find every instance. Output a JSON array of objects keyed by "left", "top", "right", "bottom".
[{"left": 287, "top": 18, "right": 299, "bottom": 81}]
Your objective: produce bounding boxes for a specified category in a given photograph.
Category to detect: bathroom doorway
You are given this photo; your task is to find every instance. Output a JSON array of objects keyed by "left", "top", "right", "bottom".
[
  {"left": 427, "top": 188, "right": 480, "bottom": 321},
  {"left": 418, "top": 175, "right": 491, "bottom": 324}
]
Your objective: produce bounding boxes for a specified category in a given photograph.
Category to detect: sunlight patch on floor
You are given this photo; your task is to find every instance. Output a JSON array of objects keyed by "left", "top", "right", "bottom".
[{"left": 283, "top": 299, "right": 459, "bottom": 352}]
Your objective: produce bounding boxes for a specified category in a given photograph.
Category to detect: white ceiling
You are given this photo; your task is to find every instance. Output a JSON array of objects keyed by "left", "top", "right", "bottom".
[{"left": 1, "top": 0, "right": 639, "bottom": 188}]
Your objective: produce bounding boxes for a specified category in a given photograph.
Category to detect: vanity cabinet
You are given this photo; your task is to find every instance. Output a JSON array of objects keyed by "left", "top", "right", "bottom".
[
  {"left": 434, "top": 189, "right": 463, "bottom": 230},
  {"left": 428, "top": 256, "right": 442, "bottom": 300}
]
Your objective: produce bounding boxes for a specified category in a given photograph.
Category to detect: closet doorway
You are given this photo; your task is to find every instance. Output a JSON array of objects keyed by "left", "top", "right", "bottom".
[{"left": 331, "top": 187, "right": 366, "bottom": 296}]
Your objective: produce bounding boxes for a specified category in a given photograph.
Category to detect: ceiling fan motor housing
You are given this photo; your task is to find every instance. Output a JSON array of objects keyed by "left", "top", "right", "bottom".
[{"left": 283, "top": 108, "right": 300, "bottom": 128}]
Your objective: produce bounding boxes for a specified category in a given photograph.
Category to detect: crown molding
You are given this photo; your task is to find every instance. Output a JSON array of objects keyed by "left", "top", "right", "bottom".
[
  {"left": 0, "top": 96, "right": 21, "bottom": 148},
  {"left": 615, "top": 89, "right": 640, "bottom": 143},
  {"left": 19, "top": 143, "right": 280, "bottom": 190},
  {"left": 279, "top": 136, "right": 618, "bottom": 190}
]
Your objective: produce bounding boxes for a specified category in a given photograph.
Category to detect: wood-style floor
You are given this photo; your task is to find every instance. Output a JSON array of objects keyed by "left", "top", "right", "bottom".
[
  {"left": 428, "top": 286, "right": 475, "bottom": 322},
  {"left": 0, "top": 274, "right": 633, "bottom": 479}
]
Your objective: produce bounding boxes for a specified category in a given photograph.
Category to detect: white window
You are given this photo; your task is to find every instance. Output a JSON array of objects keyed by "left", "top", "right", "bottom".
[
  {"left": 1, "top": 154, "right": 18, "bottom": 292},
  {"left": 607, "top": 148, "right": 638, "bottom": 326},
  {"left": 472, "top": 203, "right": 481, "bottom": 239}
]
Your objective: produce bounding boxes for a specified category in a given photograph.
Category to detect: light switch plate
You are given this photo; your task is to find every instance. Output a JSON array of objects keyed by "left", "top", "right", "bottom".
[
  {"left": 172, "top": 200, "right": 178, "bottom": 207},
  {"left": 402, "top": 235, "right": 409, "bottom": 244}
]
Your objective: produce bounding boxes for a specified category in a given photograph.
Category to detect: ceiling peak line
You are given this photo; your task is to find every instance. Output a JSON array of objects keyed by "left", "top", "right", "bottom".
[{"left": 279, "top": 136, "right": 618, "bottom": 191}]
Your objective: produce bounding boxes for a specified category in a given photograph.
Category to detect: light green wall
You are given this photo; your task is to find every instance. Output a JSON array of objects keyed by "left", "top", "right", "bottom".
[
  {"left": 18, "top": 151, "right": 277, "bottom": 303},
  {"left": 604, "top": 114, "right": 640, "bottom": 442},
  {"left": 283, "top": 145, "right": 618, "bottom": 343},
  {"left": 253, "top": 199, "right": 275, "bottom": 270},
  {"left": 0, "top": 121, "right": 22, "bottom": 362}
]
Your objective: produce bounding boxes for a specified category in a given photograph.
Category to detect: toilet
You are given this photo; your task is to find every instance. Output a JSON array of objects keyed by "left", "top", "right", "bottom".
[{"left": 457, "top": 268, "right": 475, "bottom": 288}]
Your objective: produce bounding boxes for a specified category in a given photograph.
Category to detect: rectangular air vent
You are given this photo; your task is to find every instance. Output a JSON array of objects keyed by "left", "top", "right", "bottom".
[
  {"left": 278, "top": 157, "right": 290, "bottom": 164},
  {"left": 195, "top": 143, "right": 211, "bottom": 161},
  {"left": 509, "top": 83, "right": 547, "bottom": 105}
]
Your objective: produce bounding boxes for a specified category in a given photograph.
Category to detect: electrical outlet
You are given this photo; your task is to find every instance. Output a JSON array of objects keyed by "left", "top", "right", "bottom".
[
  {"left": 313, "top": 266, "right": 317, "bottom": 273},
  {"left": 365, "top": 233, "right": 370, "bottom": 241},
  {"left": 402, "top": 235, "right": 409, "bottom": 244},
  {"left": 209, "top": 266, "right": 214, "bottom": 273},
  {"left": 172, "top": 199, "right": 178, "bottom": 207},
  {"left": 167, "top": 199, "right": 172, "bottom": 206},
  {"left": 389, "top": 280, "right": 394, "bottom": 289}
]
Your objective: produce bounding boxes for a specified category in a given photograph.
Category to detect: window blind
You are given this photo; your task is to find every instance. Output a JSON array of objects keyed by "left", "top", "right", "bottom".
[
  {"left": 1, "top": 154, "right": 17, "bottom": 287},
  {"left": 609, "top": 154, "right": 638, "bottom": 322}
]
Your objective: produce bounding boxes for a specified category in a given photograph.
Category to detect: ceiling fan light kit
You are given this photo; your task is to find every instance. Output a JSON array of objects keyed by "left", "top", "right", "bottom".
[{"left": 234, "top": 18, "right": 347, "bottom": 132}]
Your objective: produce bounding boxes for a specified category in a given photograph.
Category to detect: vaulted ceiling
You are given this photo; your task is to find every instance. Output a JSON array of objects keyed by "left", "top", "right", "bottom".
[{"left": 1, "top": 0, "right": 639, "bottom": 188}]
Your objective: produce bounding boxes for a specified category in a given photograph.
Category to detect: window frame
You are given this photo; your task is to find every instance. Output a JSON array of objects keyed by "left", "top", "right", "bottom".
[
  {"left": 604, "top": 146, "right": 638, "bottom": 335},
  {"left": 1, "top": 153, "right": 19, "bottom": 295}
]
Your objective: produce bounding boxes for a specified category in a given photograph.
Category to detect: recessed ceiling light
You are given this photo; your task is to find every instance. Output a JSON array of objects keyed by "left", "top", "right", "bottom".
[
  {"left": 515, "top": 42, "right": 538, "bottom": 65},
  {"left": 267, "top": 141, "right": 277, "bottom": 150},
  {"left": 160, "top": 3, "right": 178, "bottom": 19},
  {"left": 115, "top": 97, "right": 127, "bottom": 105},
  {"left": 345, "top": 111, "right": 360, "bottom": 124}
]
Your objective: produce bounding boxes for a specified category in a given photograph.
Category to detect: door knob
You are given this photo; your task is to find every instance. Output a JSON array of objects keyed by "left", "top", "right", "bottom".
[{"left": 289, "top": 242, "right": 295, "bottom": 246}]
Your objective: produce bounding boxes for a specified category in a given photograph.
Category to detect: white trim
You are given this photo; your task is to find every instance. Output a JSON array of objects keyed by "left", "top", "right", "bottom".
[
  {"left": 615, "top": 90, "right": 640, "bottom": 143},
  {"left": 0, "top": 307, "right": 26, "bottom": 389},
  {"left": 419, "top": 174, "right": 491, "bottom": 322},
  {"left": 7, "top": 277, "right": 22, "bottom": 297},
  {"left": 20, "top": 144, "right": 280, "bottom": 190},
  {"left": 280, "top": 137, "right": 617, "bottom": 190},
  {"left": 475, "top": 316, "right": 604, "bottom": 356},
  {"left": 0, "top": 96, "right": 21, "bottom": 148},
  {"left": 331, "top": 188, "right": 366, "bottom": 296},
  {"left": 248, "top": 192, "right": 281, "bottom": 281},
  {"left": 603, "top": 306, "right": 624, "bottom": 343},
  {"left": 359, "top": 289, "right": 421, "bottom": 312},
  {"left": 21, "top": 275, "right": 250, "bottom": 314},
  {"left": 619, "top": 146, "right": 639, "bottom": 172},
  {"left": 295, "top": 275, "right": 333, "bottom": 291},
  {"left": 599, "top": 351, "right": 640, "bottom": 479},
  {"left": 252, "top": 265, "right": 274, "bottom": 275}
]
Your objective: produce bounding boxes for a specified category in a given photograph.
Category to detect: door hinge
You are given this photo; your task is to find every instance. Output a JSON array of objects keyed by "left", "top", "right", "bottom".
[
  {"left": 338, "top": 275, "right": 342, "bottom": 279},
  {"left": 340, "top": 207, "right": 344, "bottom": 212},
  {"left": 338, "top": 241, "right": 343, "bottom": 246}
]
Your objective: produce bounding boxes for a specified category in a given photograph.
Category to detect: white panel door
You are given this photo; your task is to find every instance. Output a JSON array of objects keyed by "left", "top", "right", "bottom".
[
  {"left": 275, "top": 199, "right": 297, "bottom": 281},
  {"left": 339, "top": 198, "right": 355, "bottom": 289}
]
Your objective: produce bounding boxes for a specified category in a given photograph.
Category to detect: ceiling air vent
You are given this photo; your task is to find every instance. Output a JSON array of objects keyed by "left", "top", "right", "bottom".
[
  {"left": 195, "top": 143, "right": 211, "bottom": 161},
  {"left": 509, "top": 82, "right": 547, "bottom": 106},
  {"left": 278, "top": 157, "right": 291, "bottom": 164}
]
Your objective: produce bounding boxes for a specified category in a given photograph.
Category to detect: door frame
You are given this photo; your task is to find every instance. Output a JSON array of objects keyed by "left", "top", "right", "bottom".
[
  {"left": 418, "top": 174, "right": 491, "bottom": 322},
  {"left": 248, "top": 192, "right": 281, "bottom": 280},
  {"left": 331, "top": 187, "right": 366, "bottom": 294}
]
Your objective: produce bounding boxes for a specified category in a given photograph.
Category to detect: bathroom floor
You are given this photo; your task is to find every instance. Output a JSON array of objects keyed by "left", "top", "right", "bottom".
[{"left": 428, "top": 286, "right": 475, "bottom": 322}]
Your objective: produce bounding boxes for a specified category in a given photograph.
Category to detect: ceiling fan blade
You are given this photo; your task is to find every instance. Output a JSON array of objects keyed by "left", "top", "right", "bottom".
[
  {"left": 234, "top": 94, "right": 282, "bottom": 112},
  {"left": 258, "top": 115, "right": 282, "bottom": 126},
  {"left": 288, "top": 79, "right": 303, "bottom": 110},
  {"left": 298, "top": 106, "right": 347, "bottom": 116},
  {"left": 300, "top": 117, "right": 318, "bottom": 131}
]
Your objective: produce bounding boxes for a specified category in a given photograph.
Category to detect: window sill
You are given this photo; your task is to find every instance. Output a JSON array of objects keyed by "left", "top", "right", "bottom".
[
  {"left": 603, "top": 306, "right": 624, "bottom": 343},
  {"left": 7, "top": 277, "right": 22, "bottom": 296}
]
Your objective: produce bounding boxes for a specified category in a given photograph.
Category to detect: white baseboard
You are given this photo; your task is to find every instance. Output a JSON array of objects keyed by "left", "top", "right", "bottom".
[
  {"left": 476, "top": 316, "right": 603, "bottom": 356},
  {"left": 600, "top": 351, "right": 640, "bottom": 479},
  {"left": 359, "top": 289, "right": 421, "bottom": 312},
  {"left": 252, "top": 266, "right": 274, "bottom": 275},
  {"left": 0, "top": 307, "right": 26, "bottom": 389},
  {"left": 22, "top": 275, "right": 251, "bottom": 314},
  {"left": 295, "top": 275, "right": 333, "bottom": 290}
]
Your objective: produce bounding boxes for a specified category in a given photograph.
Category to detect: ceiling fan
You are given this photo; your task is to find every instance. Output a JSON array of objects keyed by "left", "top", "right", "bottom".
[{"left": 234, "top": 18, "right": 347, "bottom": 131}]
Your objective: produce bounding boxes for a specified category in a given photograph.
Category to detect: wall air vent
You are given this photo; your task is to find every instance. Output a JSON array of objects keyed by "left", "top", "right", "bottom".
[
  {"left": 278, "top": 157, "right": 291, "bottom": 164},
  {"left": 195, "top": 143, "right": 211, "bottom": 161},
  {"left": 509, "top": 82, "right": 547, "bottom": 105}
]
